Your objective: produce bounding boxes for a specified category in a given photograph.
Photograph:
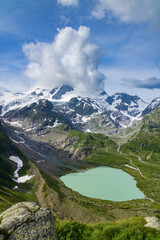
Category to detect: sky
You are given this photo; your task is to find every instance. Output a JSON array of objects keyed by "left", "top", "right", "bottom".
[{"left": 0, "top": 0, "right": 160, "bottom": 101}]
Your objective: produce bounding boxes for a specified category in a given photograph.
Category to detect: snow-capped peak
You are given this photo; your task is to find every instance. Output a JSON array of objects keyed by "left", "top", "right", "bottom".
[
  {"left": 141, "top": 97, "right": 160, "bottom": 117},
  {"left": 0, "top": 85, "right": 157, "bottom": 129}
]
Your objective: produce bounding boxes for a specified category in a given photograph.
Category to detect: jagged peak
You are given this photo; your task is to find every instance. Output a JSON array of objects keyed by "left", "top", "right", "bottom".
[
  {"left": 141, "top": 96, "right": 160, "bottom": 117},
  {"left": 110, "top": 92, "right": 145, "bottom": 101}
]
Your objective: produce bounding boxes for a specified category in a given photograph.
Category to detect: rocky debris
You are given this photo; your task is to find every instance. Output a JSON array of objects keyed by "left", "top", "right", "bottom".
[
  {"left": 85, "top": 112, "right": 119, "bottom": 135},
  {"left": 54, "top": 136, "right": 79, "bottom": 149},
  {"left": 73, "top": 147, "right": 92, "bottom": 160},
  {"left": 53, "top": 136, "right": 92, "bottom": 160},
  {"left": 0, "top": 202, "right": 57, "bottom": 239},
  {"left": 145, "top": 217, "right": 160, "bottom": 230}
]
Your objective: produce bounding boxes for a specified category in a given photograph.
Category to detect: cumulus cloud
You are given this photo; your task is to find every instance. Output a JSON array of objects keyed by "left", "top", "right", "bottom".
[
  {"left": 23, "top": 26, "right": 105, "bottom": 94},
  {"left": 92, "top": 0, "right": 160, "bottom": 25},
  {"left": 123, "top": 77, "right": 160, "bottom": 89},
  {"left": 57, "top": 0, "right": 78, "bottom": 7}
]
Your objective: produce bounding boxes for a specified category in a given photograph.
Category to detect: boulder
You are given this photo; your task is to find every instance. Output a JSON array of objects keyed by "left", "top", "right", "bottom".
[
  {"left": 0, "top": 202, "right": 57, "bottom": 239},
  {"left": 145, "top": 217, "right": 160, "bottom": 230}
]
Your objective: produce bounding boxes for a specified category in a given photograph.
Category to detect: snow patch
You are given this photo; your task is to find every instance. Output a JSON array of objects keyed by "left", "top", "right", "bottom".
[
  {"left": 53, "top": 118, "right": 61, "bottom": 127},
  {"left": 16, "top": 175, "right": 34, "bottom": 183},
  {"left": 81, "top": 116, "right": 92, "bottom": 123},
  {"left": 85, "top": 129, "right": 91, "bottom": 133},
  {"left": 9, "top": 156, "right": 34, "bottom": 183}
]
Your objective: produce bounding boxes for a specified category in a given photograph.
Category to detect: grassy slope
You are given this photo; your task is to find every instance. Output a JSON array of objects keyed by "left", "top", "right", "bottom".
[
  {"left": 0, "top": 122, "right": 37, "bottom": 212},
  {"left": 68, "top": 130, "right": 117, "bottom": 152},
  {"left": 117, "top": 107, "right": 160, "bottom": 202},
  {"left": 121, "top": 106, "right": 160, "bottom": 165},
  {"left": 64, "top": 130, "right": 160, "bottom": 203},
  {"left": 0, "top": 119, "right": 159, "bottom": 238},
  {"left": 20, "top": 127, "right": 160, "bottom": 238},
  {"left": 52, "top": 127, "right": 160, "bottom": 238},
  {"left": 32, "top": 128, "right": 159, "bottom": 224},
  {"left": 56, "top": 217, "right": 160, "bottom": 240}
]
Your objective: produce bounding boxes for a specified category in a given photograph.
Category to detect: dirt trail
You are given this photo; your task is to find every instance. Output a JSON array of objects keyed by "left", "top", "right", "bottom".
[
  {"left": 117, "top": 144, "right": 146, "bottom": 178},
  {"left": 117, "top": 144, "right": 156, "bottom": 203}
]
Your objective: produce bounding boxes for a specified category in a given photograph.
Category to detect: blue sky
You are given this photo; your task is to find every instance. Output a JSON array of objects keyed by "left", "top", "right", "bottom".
[{"left": 0, "top": 0, "right": 160, "bottom": 101}]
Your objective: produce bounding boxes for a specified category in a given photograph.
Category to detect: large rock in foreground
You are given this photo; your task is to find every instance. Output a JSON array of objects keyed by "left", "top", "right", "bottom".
[
  {"left": 0, "top": 202, "right": 57, "bottom": 240},
  {"left": 145, "top": 217, "right": 160, "bottom": 231}
]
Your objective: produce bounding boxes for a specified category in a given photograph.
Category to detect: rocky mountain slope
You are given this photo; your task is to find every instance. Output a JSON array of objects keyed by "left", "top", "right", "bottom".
[
  {"left": 0, "top": 85, "right": 154, "bottom": 137},
  {"left": 121, "top": 105, "right": 160, "bottom": 165},
  {"left": 0, "top": 122, "right": 29, "bottom": 189},
  {"left": 141, "top": 97, "right": 160, "bottom": 117},
  {"left": 0, "top": 121, "right": 41, "bottom": 213},
  {"left": 0, "top": 93, "right": 160, "bottom": 238},
  {"left": 4, "top": 99, "right": 73, "bottom": 131},
  {"left": 105, "top": 93, "right": 147, "bottom": 127}
]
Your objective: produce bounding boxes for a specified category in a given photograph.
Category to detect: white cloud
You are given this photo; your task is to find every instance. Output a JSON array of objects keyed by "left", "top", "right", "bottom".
[
  {"left": 92, "top": 0, "right": 160, "bottom": 25},
  {"left": 23, "top": 26, "right": 105, "bottom": 94},
  {"left": 57, "top": 0, "right": 78, "bottom": 7},
  {"left": 101, "top": 67, "right": 160, "bottom": 102}
]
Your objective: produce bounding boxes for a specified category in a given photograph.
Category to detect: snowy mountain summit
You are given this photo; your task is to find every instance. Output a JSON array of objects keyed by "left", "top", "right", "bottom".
[
  {"left": 141, "top": 97, "right": 160, "bottom": 117},
  {"left": 104, "top": 93, "right": 148, "bottom": 127},
  {"left": 0, "top": 85, "right": 154, "bottom": 133}
]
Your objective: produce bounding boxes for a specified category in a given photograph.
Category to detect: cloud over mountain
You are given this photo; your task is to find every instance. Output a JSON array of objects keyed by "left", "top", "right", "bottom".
[
  {"left": 92, "top": 0, "right": 160, "bottom": 26},
  {"left": 23, "top": 26, "right": 105, "bottom": 94},
  {"left": 123, "top": 77, "right": 160, "bottom": 89},
  {"left": 57, "top": 0, "right": 78, "bottom": 7}
]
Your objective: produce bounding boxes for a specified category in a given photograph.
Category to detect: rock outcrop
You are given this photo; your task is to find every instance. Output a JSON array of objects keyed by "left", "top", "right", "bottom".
[
  {"left": 0, "top": 202, "right": 57, "bottom": 240},
  {"left": 145, "top": 217, "right": 160, "bottom": 230}
]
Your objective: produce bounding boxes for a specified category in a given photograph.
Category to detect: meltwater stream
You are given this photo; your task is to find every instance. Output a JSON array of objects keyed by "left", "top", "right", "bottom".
[{"left": 60, "top": 166, "right": 145, "bottom": 201}]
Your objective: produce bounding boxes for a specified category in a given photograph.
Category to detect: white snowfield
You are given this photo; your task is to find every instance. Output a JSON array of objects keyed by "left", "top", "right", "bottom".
[
  {"left": 1, "top": 87, "right": 158, "bottom": 129},
  {"left": 16, "top": 175, "right": 34, "bottom": 183},
  {"left": 9, "top": 156, "right": 34, "bottom": 183}
]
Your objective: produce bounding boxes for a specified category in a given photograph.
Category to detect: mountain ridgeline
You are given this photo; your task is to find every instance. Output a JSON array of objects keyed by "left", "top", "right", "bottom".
[
  {"left": 1, "top": 85, "right": 159, "bottom": 136},
  {"left": 0, "top": 85, "right": 160, "bottom": 239},
  {"left": 4, "top": 99, "right": 73, "bottom": 130}
]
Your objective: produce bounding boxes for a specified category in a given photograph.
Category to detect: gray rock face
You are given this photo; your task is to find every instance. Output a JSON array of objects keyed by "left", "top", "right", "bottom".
[
  {"left": 145, "top": 217, "right": 160, "bottom": 231},
  {"left": 0, "top": 106, "right": 2, "bottom": 115},
  {"left": 52, "top": 85, "right": 74, "bottom": 100},
  {"left": 0, "top": 202, "right": 57, "bottom": 240},
  {"left": 141, "top": 97, "right": 160, "bottom": 117},
  {"left": 68, "top": 97, "right": 98, "bottom": 116}
]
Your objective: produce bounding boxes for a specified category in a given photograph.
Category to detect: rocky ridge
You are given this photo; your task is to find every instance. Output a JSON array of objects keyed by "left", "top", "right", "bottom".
[
  {"left": 0, "top": 86, "right": 151, "bottom": 130},
  {"left": 141, "top": 97, "right": 160, "bottom": 117}
]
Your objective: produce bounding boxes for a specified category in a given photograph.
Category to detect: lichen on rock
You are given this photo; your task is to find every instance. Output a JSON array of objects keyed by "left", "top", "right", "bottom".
[
  {"left": 0, "top": 202, "right": 57, "bottom": 240},
  {"left": 145, "top": 217, "right": 160, "bottom": 231}
]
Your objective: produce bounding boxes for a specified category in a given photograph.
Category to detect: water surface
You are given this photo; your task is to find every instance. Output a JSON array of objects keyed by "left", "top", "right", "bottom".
[{"left": 60, "top": 167, "right": 145, "bottom": 201}]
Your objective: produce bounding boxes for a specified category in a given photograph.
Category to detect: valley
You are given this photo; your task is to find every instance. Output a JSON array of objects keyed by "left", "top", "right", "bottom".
[
  {"left": 0, "top": 87, "right": 160, "bottom": 238},
  {"left": 1, "top": 0, "right": 160, "bottom": 238}
]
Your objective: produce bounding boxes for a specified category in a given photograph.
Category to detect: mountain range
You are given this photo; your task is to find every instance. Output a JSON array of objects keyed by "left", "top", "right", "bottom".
[
  {"left": 0, "top": 85, "right": 160, "bottom": 136},
  {"left": 0, "top": 85, "right": 160, "bottom": 238}
]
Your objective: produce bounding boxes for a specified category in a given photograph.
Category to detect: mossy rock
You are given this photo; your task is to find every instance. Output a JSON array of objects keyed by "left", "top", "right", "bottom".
[{"left": 0, "top": 202, "right": 57, "bottom": 239}]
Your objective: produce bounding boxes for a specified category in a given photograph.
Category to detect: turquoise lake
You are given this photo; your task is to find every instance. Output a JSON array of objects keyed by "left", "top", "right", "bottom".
[{"left": 60, "top": 167, "right": 145, "bottom": 201}]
